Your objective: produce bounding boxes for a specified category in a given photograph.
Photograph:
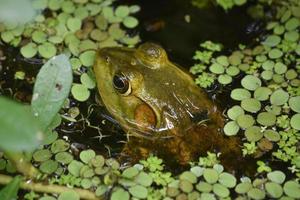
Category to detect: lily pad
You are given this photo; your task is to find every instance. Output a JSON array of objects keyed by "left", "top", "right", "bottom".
[
  {"left": 122, "top": 167, "right": 139, "bottom": 179},
  {"left": 270, "top": 89, "right": 289, "bottom": 106},
  {"left": 123, "top": 16, "right": 138, "bottom": 28},
  {"left": 218, "top": 172, "right": 236, "bottom": 188},
  {"left": 67, "top": 17, "right": 82, "bottom": 32},
  {"left": 231, "top": 88, "right": 251, "bottom": 101},
  {"left": 79, "top": 50, "right": 96, "bottom": 67},
  {"left": 289, "top": 96, "right": 300, "bottom": 113},
  {"left": 213, "top": 183, "right": 229, "bottom": 197},
  {"left": 39, "top": 160, "right": 58, "bottom": 174},
  {"left": 235, "top": 182, "right": 252, "bottom": 194},
  {"left": 245, "top": 126, "right": 263, "bottom": 142},
  {"left": 263, "top": 35, "right": 281, "bottom": 47},
  {"left": 257, "top": 112, "right": 276, "bottom": 126},
  {"left": 196, "top": 182, "right": 212, "bottom": 192},
  {"left": 241, "top": 98, "right": 261, "bottom": 113},
  {"left": 236, "top": 114, "right": 255, "bottom": 129},
  {"left": 268, "top": 48, "right": 283, "bottom": 59},
  {"left": 274, "top": 62, "right": 287, "bottom": 74},
  {"left": 265, "top": 182, "right": 283, "bottom": 198},
  {"left": 71, "top": 84, "right": 90, "bottom": 102},
  {"left": 227, "top": 105, "right": 244, "bottom": 120},
  {"left": 38, "top": 42, "right": 57, "bottom": 59},
  {"left": 247, "top": 188, "right": 266, "bottom": 200},
  {"left": 291, "top": 114, "right": 300, "bottom": 130},
  {"left": 80, "top": 149, "right": 96, "bottom": 164},
  {"left": 283, "top": 181, "right": 300, "bottom": 198},
  {"left": 179, "top": 171, "right": 197, "bottom": 184},
  {"left": 241, "top": 75, "right": 261, "bottom": 91},
  {"left": 33, "top": 149, "right": 52, "bottom": 162},
  {"left": 254, "top": 87, "right": 272, "bottom": 101},
  {"left": 20, "top": 42, "right": 38, "bottom": 58},
  {"left": 209, "top": 63, "right": 224, "bottom": 74},
  {"left": 129, "top": 185, "right": 148, "bottom": 199},
  {"left": 267, "top": 170, "right": 286, "bottom": 184},
  {"left": 203, "top": 169, "right": 219, "bottom": 184},
  {"left": 218, "top": 74, "right": 232, "bottom": 85},
  {"left": 264, "top": 130, "right": 280, "bottom": 142},
  {"left": 224, "top": 121, "right": 239, "bottom": 136}
]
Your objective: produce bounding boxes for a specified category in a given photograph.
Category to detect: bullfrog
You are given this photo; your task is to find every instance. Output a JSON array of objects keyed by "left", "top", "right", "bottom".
[{"left": 93, "top": 43, "right": 243, "bottom": 170}]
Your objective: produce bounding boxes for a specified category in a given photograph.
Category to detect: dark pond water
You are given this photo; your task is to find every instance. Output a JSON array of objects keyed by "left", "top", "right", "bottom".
[{"left": 0, "top": 0, "right": 270, "bottom": 174}]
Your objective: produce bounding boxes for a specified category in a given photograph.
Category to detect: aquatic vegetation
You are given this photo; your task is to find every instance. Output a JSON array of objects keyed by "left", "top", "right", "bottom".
[
  {"left": 191, "top": 0, "right": 300, "bottom": 180},
  {"left": 0, "top": 0, "right": 140, "bottom": 103}
]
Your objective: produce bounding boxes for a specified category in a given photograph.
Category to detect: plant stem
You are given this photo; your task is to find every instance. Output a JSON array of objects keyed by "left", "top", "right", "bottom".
[
  {"left": 0, "top": 174, "right": 102, "bottom": 200},
  {"left": 4, "top": 152, "right": 39, "bottom": 178}
]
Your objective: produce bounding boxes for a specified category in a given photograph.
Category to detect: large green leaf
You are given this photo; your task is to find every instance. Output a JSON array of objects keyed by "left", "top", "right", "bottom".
[
  {"left": 0, "top": 176, "right": 21, "bottom": 200},
  {"left": 31, "top": 55, "right": 73, "bottom": 131},
  {"left": 0, "top": 97, "right": 43, "bottom": 151}
]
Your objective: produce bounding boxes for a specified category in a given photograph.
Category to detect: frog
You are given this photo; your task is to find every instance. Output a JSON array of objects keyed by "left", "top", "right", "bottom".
[{"left": 93, "top": 43, "right": 244, "bottom": 171}]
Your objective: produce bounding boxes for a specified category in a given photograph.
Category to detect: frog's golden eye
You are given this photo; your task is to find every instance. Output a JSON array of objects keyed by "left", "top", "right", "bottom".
[{"left": 113, "top": 74, "right": 131, "bottom": 95}]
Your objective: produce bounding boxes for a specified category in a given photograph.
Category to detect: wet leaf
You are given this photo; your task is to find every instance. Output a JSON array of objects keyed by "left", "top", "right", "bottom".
[
  {"left": 111, "top": 188, "right": 129, "bottom": 200},
  {"left": 0, "top": 97, "right": 43, "bottom": 151},
  {"left": 31, "top": 55, "right": 72, "bottom": 131}
]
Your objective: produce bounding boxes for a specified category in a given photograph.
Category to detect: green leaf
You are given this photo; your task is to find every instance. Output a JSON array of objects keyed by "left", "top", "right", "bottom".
[
  {"left": 0, "top": 97, "right": 43, "bottom": 151},
  {"left": 0, "top": 176, "right": 21, "bottom": 200},
  {"left": 58, "top": 190, "right": 80, "bottom": 200},
  {"left": 31, "top": 55, "right": 73, "bottom": 131},
  {"left": 129, "top": 185, "right": 148, "bottom": 198}
]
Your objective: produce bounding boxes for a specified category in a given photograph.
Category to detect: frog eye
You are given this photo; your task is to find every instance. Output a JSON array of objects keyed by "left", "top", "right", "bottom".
[{"left": 113, "top": 74, "right": 131, "bottom": 95}]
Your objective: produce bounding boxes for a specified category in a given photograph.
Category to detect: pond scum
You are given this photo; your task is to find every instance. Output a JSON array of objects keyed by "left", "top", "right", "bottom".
[{"left": 0, "top": 0, "right": 299, "bottom": 199}]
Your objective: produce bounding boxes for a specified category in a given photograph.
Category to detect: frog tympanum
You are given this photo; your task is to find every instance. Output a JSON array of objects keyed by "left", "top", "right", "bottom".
[{"left": 93, "top": 43, "right": 243, "bottom": 170}]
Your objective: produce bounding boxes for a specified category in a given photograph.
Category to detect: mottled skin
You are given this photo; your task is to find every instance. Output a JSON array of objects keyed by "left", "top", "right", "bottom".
[{"left": 93, "top": 43, "right": 242, "bottom": 170}]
